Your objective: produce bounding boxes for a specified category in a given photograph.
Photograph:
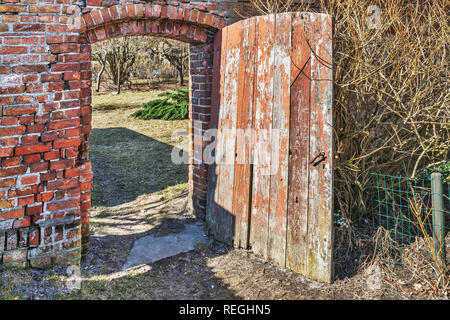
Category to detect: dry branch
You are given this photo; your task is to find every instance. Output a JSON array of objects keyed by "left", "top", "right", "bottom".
[{"left": 252, "top": 0, "right": 449, "bottom": 221}]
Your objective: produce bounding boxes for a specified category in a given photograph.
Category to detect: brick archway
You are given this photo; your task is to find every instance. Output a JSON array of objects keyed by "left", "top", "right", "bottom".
[
  {"left": 74, "top": 4, "right": 226, "bottom": 250},
  {"left": 79, "top": 4, "right": 226, "bottom": 43},
  {"left": 0, "top": 0, "right": 248, "bottom": 269}
]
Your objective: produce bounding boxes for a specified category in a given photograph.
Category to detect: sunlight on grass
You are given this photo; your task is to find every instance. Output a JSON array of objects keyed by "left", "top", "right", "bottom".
[
  {"left": 93, "top": 91, "right": 162, "bottom": 111},
  {"left": 91, "top": 92, "right": 190, "bottom": 209},
  {"left": 58, "top": 265, "right": 156, "bottom": 300}
]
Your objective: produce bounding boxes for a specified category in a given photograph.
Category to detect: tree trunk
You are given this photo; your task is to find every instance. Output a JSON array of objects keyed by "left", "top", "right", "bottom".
[
  {"left": 117, "top": 63, "right": 122, "bottom": 95},
  {"left": 178, "top": 65, "right": 184, "bottom": 87},
  {"left": 96, "top": 63, "right": 106, "bottom": 92}
]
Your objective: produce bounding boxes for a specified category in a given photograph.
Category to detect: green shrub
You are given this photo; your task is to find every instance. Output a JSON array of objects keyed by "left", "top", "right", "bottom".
[
  {"left": 131, "top": 88, "right": 189, "bottom": 121},
  {"left": 427, "top": 162, "right": 450, "bottom": 183}
]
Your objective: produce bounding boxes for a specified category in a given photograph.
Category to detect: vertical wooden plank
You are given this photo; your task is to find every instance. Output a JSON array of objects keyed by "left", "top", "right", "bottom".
[
  {"left": 206, "top": 29, "right": 222, "bottom": 234},
  {"left": 306, "top": 13, "right": 334, "bottom": 283},
  {"left": 249, "top": 14, "right": 275, "bottom": 259},
  {"left": 286, "top": 12, "right": 312, "bottom": 276},
  {"left": 206, "top": 27, "right": 228, "bottom": 241},
  {"left": 232, "top": 18, "right": 257, "bottom": 249},
  {"left": 214, "top": 22, "right": 242, "bottom": 244},
  {"left": 209, "top": 31, "right": 223, "bottom": 150},
  {"left": 267, "top": 13, "right": 291, "bottom": 266}
]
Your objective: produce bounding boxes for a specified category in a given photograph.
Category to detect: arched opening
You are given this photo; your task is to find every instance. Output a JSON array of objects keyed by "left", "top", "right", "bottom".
[
  {"left": 75, "top": 4, "right": 225, "bottom": 252},
  {"left": 86, "top": 35, "right": 192, "bottom": 272}
]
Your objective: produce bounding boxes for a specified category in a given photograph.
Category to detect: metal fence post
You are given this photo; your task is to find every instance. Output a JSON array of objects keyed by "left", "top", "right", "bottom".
[{"left": 431, "top": 172, "right": 445, "bottom": 270}]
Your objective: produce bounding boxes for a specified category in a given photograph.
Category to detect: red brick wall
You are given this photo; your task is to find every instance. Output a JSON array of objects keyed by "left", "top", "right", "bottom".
[{"left": 0, "top": 0, "right": 254, "bottom": 269}]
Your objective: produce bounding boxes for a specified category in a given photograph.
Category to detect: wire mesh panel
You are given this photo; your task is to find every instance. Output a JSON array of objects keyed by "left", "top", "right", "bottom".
[{"left": 367, "top": 173, "right": 449, "bottom": 264}]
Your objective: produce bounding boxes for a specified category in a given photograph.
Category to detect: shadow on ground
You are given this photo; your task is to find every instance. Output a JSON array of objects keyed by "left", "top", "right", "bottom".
[
  {"left": 74, "top": 211, "right": 241, "bottom": 300},
  {"left": 90, "top": 127, "right": 188, "bottom": 207}
]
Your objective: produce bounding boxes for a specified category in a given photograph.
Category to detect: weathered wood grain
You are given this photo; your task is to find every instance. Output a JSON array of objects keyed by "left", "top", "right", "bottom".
[
  {"left": 206, "top": 12, "right": 334, "bottom": 283},
  {"left": 249, "top": 14, "right": 275, "bottom": 259},
  {"left": 286, "top": 12, "right": 312, "bottom": 275},
  {"left": 206, "top": 27, "right": 228, "bottom": 242},
  {"left": 215, "top": 22, "right": 241, "bottom": 244},
  {"left": 306, "top": 13, "right": 334, "bottom": 283},
  {"left": 267, "top": 13, "right": 291, "bottom": 266},
  {"left": 232, "top": 18, "right": 257, "bottom": 249}
]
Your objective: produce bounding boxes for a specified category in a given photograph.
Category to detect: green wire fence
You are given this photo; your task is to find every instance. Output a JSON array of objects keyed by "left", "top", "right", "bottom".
[{"left": 366, "top": 173, "right": 449, "bottom": 265}]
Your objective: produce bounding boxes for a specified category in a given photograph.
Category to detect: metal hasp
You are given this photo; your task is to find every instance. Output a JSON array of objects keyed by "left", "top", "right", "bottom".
[{"left": 207, "top": 12, "right": 334, "bottom": 283}]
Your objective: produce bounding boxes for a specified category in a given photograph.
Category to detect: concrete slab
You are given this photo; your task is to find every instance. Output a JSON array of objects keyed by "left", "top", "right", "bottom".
[{"left": 122, "top": 222, "right": 210, "bottom": 270}]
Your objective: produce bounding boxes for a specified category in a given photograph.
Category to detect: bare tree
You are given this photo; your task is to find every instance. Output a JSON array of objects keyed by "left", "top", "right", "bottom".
[
  {"left": 92, "top": 37, "right": 142, "bottom": 94},
  {"left": 149, "top": 39, "right": 189, "bottom": 87},
  {"left": 92, "top": 47, "right": 107, "bottom": 92},
  {"left": 105, "top": 38, "right": 141, "bottom": 94},
  {"left": 92, "top": 37, "right": 190, "bottom": 92}
]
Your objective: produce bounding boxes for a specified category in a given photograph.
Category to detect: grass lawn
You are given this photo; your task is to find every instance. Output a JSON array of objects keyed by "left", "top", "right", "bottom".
[{"left": 90, "top": 91, "right": 190, "bottom": 209}]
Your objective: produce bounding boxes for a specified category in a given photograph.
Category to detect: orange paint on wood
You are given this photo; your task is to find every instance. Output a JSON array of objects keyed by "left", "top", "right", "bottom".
[
  {"left": 232, "top": 18, "right": 257, "bottom": 249},
  {"left": 215, "top": 22, "right": 241, "bottom": 244},
  {"left": 249, "top": 14, "right": 275, "bottom": 260},
  {"left": 286, "top": 12, "right": 312, "bottom": 275},
  {"left": 206, "top": 12, "right": 334, "bottom": 283},
  {"left": 267, "top": 13, "right": 291, "bottom": 266}
]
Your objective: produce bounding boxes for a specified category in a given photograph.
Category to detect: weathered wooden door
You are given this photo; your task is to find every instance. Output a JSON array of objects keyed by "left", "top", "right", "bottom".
[{"left": 206, "top": 12, "right": 334, "bottom": 283}]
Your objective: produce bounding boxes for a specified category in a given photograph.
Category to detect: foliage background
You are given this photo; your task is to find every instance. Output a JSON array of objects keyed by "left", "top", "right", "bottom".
[{"left": 251, "top": 0, "right": 449, "bottom": 222}]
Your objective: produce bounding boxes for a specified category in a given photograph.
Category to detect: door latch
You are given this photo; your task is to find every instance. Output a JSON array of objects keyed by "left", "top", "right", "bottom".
[{"left": 311, "top": 152, "right": 326, "bottom": 167}]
